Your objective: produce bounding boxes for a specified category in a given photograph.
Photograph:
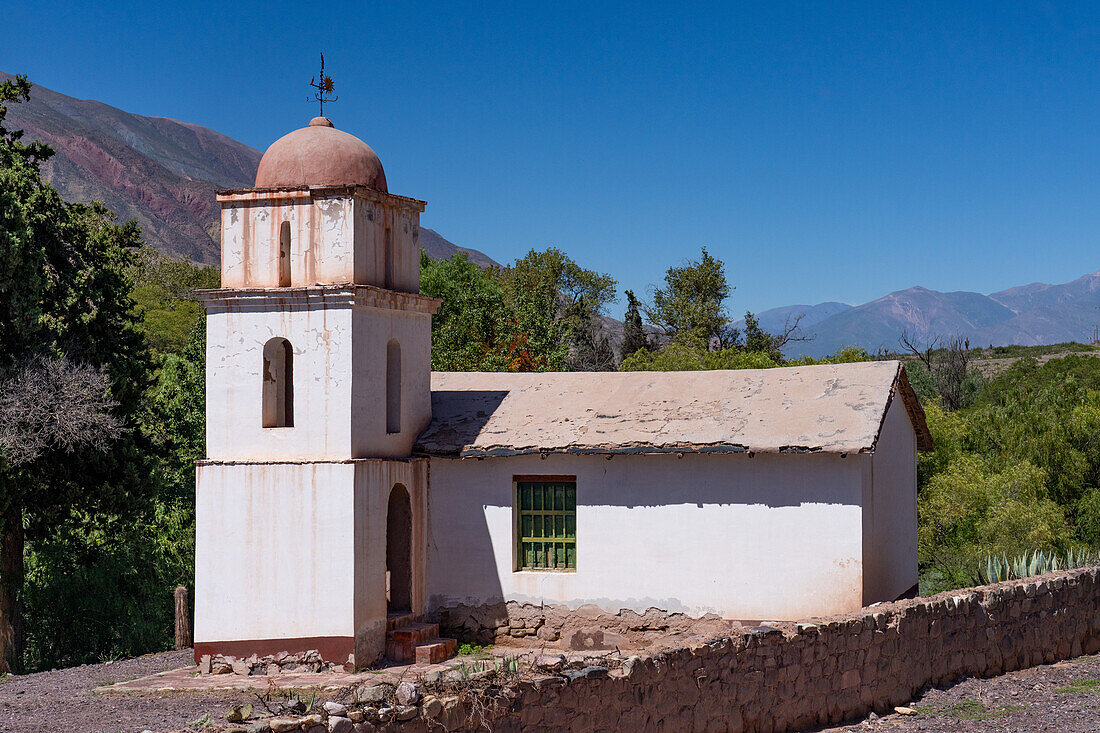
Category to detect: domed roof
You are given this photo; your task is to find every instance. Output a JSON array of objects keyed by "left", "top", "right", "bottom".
[{"left": 254, "top": 117, "right": 387, "bottom": 191}]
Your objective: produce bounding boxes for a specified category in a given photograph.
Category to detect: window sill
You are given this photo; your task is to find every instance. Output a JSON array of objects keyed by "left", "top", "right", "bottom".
[{"left": 513, "top": 568, "right": 576, "bottom": 574}]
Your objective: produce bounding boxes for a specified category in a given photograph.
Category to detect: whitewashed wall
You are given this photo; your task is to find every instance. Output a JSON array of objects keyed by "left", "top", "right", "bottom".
[
  {"left": 205, "top": 302, "right": 354, "bottom": 461},
  {"left": 350, "top": 306, "right": 433, "bottom": 459},
  {"left": 426, "top": 452, "right": 867, "bottom": 621},
  {"left": 205, "top": 300, "right": 431, "bottom": 462},
  {"left": 219, "top": 192, "right": 421, "bottom": 291},
  {"left": 195, "top": 458, "right": 429, "bottom": 664},
  {"left": 863, "top": 396, "right": 919, "bottom": 604},
  {"left": 195, "top": 462, "right": 358, "bottom": 644}
]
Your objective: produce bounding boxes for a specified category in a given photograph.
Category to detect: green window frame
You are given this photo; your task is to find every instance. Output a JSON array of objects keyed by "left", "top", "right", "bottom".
[{"left": 516, "top": 478, "right": 576, "bottom": 571}]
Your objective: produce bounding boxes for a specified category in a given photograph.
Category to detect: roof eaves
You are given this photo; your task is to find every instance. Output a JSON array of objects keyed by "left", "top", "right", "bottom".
[
  {"left": 885, "top": 363, "right": 934, "bottom": 452},
  {"left": 416, "top": 442, "right": 858, "bottom": 459}
]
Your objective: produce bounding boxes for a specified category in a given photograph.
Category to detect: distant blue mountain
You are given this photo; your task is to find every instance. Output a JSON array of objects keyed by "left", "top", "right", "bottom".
[
  {"left": 734, "top": 302, "right": 853, "bottom": 337},
  {"left": 780, "top": 271, "right": 1100, "bottom": 358}
]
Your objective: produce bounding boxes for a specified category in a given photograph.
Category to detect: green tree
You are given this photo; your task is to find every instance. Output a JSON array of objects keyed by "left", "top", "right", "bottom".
[
  {"left": 620, "top": 340, "right": 871, "bottom": 372},
  {"left": 644, "top": 247, "right": 734, "bottom": 346},
  {"left": 420, "top": 251, "right": 512, "bottom": 371},
  {"left": 498, "top": 248, "right": 617, "bottom": 371},
  {"left": 620, "top": 290, "right": 650, "bottom": 360},
  {"left": 131, "top": 248, "right": 219, "bottom": 355},
  {"left": 0, "top": 76, "right": 152, "bottom": 672}
]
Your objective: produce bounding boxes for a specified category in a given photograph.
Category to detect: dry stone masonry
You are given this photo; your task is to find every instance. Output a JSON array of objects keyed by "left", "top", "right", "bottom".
[
  {"left": 198, "top": 567, "right": 1100, "bottom": 732},
  {"left": 436, "top": 600, "right": 738, "bottom": 649}
]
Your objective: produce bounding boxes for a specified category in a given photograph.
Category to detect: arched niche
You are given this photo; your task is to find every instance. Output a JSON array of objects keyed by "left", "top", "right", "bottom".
[
  {"left": 386, "top": 339, "right": 401, "bottom": 434},
  {"left": 262, "top": 337, "right": 294, "bottom": 428},
  {"left": 278, "top": 220, "right": 292, "bottom": 287}
]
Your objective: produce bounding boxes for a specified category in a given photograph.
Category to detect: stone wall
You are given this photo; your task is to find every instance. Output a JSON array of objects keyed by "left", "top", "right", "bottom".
[
  {"left": 435, "top": 600, "right": 737, "bottom": 649},
  {"left": 429, "top": 567, "right": 1100, "bottom": 731}
]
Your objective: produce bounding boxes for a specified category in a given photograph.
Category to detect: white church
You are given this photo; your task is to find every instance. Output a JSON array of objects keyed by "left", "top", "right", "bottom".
[{"left": 193, "top": 116, "right": 933, "bottom": 668}]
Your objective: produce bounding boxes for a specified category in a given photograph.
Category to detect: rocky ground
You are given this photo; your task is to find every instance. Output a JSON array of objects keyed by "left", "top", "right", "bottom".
[
  {"left": 3, "top": 649, "right": 1100, "bottom": 731},
  {"left": 0, "top": 651, "right": 247, "bottom": 733},
  {"left": 820, "top": 651, "right": 1100, "bottom": 733}
]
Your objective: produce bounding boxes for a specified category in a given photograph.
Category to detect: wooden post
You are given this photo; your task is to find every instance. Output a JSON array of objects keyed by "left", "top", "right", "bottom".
[{"left": 174, "top": 585, "right": 192, "bottom": 650}]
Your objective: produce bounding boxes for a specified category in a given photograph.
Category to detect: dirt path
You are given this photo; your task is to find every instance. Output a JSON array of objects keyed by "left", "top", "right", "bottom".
[
  {"left": 4, "top": 649, "right": 1100, "bottom": 731},
  {"left": 0, "top": 651, "right": 248, "bottom": 733}
]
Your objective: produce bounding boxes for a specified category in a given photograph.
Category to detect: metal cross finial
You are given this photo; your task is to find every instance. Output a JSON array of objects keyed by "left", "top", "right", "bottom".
[{"left": 308, "top": 53, "right": 338, "bottom": 116}]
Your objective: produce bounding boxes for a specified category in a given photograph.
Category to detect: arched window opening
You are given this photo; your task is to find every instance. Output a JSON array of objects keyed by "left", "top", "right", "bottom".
[
  {"left": 386, "top": 483, "right": 412, "bottom": 613},
  {"left": 262, "top": 337, "right": 294, "bottom": 428},
  {"left": 386, "top": 339, "right": 401, "bottom": 434},
  {"left": 384, "top": 227, "right": 394, "bottom": 289},
  {"left": 278, "top": 221, "right": 292, "bottom": 287}
]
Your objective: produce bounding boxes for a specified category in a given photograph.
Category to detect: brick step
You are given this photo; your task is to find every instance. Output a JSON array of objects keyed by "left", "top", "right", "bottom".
[
  {"left": 386, "top": 612, "right": 419, "bottom": 631},
  {"left": 387, "top": 622, "right": 439, "bottom": 645},
  {"left": 385, "top": 638, "right": 417, "bottom": 663},
  {"left": 415, "top": 638, "right": 457, "bottom": 666}
]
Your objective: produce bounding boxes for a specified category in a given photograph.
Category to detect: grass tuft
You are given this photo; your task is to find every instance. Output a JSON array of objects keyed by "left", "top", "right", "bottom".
[{"left": 1056, "top": 678, "right": 1100, "bottom": 694}]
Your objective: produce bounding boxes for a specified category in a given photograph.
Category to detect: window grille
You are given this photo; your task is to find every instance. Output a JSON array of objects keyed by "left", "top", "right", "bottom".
[{"left": 516, "top": 479, "right": 576, "bottom": 570}]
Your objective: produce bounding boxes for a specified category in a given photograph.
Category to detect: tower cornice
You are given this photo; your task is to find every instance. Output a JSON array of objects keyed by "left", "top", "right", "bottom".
[
  {"left": 196, "top": 283, "right": 441, "bottom": 315},
  {"left": 215, "top": 185, "right": 426, "bottom": 213}
]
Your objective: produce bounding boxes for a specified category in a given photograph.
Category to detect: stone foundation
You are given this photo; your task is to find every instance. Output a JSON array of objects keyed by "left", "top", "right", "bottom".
[{"left": 434, "top": 600, "right": 738, "bottom": 649}]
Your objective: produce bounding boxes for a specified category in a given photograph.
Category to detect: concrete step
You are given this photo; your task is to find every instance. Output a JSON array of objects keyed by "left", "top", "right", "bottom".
[
  {"left": 415, "top": 638, "right": 457, "bottom": 666},
  {"left": 387, "top": 622, "right": 439, "bottom": 645},
  {"left": 386, "top": 612, "right": 419, "bottom": 631}
]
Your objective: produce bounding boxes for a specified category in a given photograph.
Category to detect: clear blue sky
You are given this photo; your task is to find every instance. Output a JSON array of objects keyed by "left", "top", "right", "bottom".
[{"left": 5, "top": 1, "right": 1100, "bottom": 314}]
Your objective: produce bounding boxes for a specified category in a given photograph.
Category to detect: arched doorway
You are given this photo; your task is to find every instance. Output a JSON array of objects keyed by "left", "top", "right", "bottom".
[{"left": 386, "top": 484, "right": 412, "bottom": 613}]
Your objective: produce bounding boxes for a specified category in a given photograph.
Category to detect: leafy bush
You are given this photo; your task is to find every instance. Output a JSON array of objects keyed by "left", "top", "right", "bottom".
[
  {"left": 917, "top": 457, "right": 1071, "bottom": 592},
  {"left": 22, "top": 502, "right": 193, "bottom": 670}
]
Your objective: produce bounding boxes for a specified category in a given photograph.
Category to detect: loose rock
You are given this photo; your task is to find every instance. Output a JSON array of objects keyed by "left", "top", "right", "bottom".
[
  {"left": 267, "top": 719, "right": 299, "bottom": 733},
  {"left": 396, "top": 680, "right": 421, "bottom": 705},
  {"left": 354, "top": 683, "right": 391, "bottom": 704},
  {"left": 421, "top": 695, "right": 443, "bottom": 719},
  {"left": 327, "top": 716, "right": 353, "bottom": 733},
  {"left": 535, "top": 654, "right": 565, "bottom": 672},
  {"left": 322, "top": 701, "right": 347, "bottom": 717}
]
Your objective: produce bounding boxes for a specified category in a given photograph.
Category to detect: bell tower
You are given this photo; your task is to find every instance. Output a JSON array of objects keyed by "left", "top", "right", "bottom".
[{"left": 193, "top": 115, "right": 439, "bottom": 667}]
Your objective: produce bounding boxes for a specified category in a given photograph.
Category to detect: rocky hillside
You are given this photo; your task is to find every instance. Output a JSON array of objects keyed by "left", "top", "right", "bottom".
[
  {"left": 3, "top": 73, "right": 498, "bottom": 269},
  {"left": 3, "top": 72, "right": 260, "bottom": 263}
]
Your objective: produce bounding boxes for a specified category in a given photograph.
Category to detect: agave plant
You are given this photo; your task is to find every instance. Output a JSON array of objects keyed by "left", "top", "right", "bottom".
[{"left": 976, "top": 548, "right": 1098, "bottom": 585}]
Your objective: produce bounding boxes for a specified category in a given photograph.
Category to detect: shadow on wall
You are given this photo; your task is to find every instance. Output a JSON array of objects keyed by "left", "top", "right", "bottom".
[{"left": 425, "top": 451, "right": 865, "bottom": 620}]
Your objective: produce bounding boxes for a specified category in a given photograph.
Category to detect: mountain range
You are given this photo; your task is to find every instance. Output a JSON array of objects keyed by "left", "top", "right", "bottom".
[
  {"left": 754, "top": 272, "right": 1100, "bottom": 358},
  {"left": 6, "top": 71, "right": 1099, "bottom": 355}
]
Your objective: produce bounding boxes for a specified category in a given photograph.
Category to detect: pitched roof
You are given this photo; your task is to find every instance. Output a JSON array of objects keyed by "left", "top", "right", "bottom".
[{"left": 416, "top": 360, "right": 933, "bottom": 458}]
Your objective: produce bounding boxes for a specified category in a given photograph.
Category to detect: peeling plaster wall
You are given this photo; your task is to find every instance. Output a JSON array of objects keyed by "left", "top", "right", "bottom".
[
  {"left": 863, "top": 396, "right": 919, "bottom": 604},
  {"left": 353, "top": 198, "right": 420, "bottom": 293},
  {"left": 353, "top": 459, "right": 430, "bottom": 663},
  {"left": 426, "top": 452, "right": 867, "bottom": 621},
  {"left": 350, "top": 307, "right": 433, "bottom": 459},
  {"left": 219, "top": 191, "right": 421, "bottom": 291},
  {"left": 206, "top": 301, "right": 354, "bottom": 461},
  {"left": 195, "top": 458, "right": 429, "bottom": 665}
]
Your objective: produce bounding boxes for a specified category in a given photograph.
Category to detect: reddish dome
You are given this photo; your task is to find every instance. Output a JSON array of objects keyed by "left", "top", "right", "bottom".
[{"left": 254, "top": 117, "right": 387, "bottom": 191}]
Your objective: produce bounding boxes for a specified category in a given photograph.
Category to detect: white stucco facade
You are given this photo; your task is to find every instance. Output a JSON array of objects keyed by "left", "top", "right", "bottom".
[
  {"left": 194, "top": 117, "right": 929, "bottom": 668},
  {"left": 425, "top": 449, "right": 908, "bottom": 622},
  {"left": 194, "top": 459, "right": 429, "bottom": 663},
  {"left": 203, "top": 290, "right": 435, "bottom": 462},
  {"left": 218, "top": 188, "right": 422, "bottom": 292},
  {"left": 194, "top": 164, "right": 439, "bottom": 665},
  {"left": 863, "top": 395, "right": 920, "bottom": 604}
]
